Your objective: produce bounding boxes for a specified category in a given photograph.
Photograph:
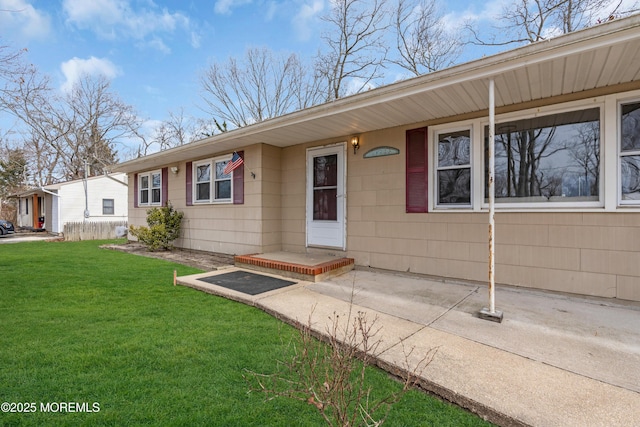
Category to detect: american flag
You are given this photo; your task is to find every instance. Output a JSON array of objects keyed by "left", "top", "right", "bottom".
[{"left": 223, "top": 151, "right": 244, "bottom": 175}]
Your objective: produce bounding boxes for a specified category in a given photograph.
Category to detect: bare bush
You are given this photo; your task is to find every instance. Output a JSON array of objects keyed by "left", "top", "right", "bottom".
[{"left": 246, "top": 305, "right": 436, "bottom": 426}]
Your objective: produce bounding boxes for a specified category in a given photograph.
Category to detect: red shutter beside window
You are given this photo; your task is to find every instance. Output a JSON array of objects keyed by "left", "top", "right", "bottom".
[
  {"left": 133, "top": 173, "right": 139, "bottom": 208},
  {"left": 161, "top": 167, "right": 168, "bottom": 207},
  {"left": 406, "top": 127, "right": 428, "bottom": 213},
  {"left": 185, "top": 161, "right": 193, "bottom": 206},
  {"left": 233, "top": 151, "right": 244, "bottom": 205}
]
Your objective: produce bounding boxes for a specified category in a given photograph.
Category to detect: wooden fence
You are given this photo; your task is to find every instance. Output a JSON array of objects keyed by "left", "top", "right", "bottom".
[{"left": 63, "top": 221, "right": 128, "bottom": 241}]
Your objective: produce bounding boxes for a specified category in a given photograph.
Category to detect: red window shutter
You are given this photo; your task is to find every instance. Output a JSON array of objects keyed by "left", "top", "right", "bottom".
[
  {"left": 185, "top": 162, "right": 193, "bottom": 206},
  {"left": 406, "top": 127, "right": 428, "bottom": 213},
  {"left": 133, "top": 173, "right": 138, "bottom": 208},
  {"left": 233, "top": 151, "right": 244, "bottom": 204},
  {"left": 161, "top": 167, "right": 168, "bottom": 207}
]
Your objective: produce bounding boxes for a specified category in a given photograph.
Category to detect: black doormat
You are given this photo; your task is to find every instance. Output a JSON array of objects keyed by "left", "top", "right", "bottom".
[{"left": 197, "top": 271, "right": 297, "bottom": 295}]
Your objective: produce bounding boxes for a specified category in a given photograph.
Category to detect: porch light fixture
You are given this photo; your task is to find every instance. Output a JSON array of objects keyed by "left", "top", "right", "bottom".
[
  {"left": 351, "top": 136, "right": 360, "bottom": 154},
  {"left": 170, "top": 166, "right": 179, "bottom": 174}
]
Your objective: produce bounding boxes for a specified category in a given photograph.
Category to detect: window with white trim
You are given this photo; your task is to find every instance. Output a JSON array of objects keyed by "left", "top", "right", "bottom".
[
  {"left": 193, "top": 155, "right": 232, "bottom": 203},
  {"left": 139, "top": 170, "right": 162, "bottom": 206},
  {"left": 620, "top": 101, "right": 640, "bottom": 203},
  {"left": 102, "top": 199, "right": 114, "bottom": 215},
  {"left": 436, "top": 128, "right": 471, "bottom": 207},
  {"left": 484, "top": 107, "right": 601, "bottom": 204}
]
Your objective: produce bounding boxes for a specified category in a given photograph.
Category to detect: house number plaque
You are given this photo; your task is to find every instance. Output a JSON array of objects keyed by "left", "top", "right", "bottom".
[{"left": 363, "top": 146, "right": 400, "bottom": 158}]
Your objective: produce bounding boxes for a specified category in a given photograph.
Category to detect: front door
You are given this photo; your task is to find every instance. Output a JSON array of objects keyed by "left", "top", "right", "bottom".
[{"left": 306, "top": 144, "right": 346, "bottom": 249}]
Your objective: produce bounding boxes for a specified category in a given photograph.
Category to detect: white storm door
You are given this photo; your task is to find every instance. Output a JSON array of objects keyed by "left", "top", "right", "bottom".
[{"left": 306, "top": 144, "right": 346, "bottom": 249}]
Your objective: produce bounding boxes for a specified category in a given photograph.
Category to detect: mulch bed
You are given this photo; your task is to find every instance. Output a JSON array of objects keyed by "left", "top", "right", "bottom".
[{"left": 102, "top": 242, "right": 235, "bottom": 271}]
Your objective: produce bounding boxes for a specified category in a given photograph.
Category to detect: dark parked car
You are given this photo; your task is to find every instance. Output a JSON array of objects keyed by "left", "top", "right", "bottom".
[{"left": 0, "top": 219, "right": 15, "bottom": 236}]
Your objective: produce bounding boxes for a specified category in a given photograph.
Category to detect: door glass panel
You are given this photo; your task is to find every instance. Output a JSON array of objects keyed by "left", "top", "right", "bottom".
[
  {"left": 313, "top": 154, "right": 338, "bottom": 221},
  {"left": 314, "top": 155, "right": 337, "bottom": 187},
  {"left": 314, "top": 189, "right": 337, "bottom": 220}
]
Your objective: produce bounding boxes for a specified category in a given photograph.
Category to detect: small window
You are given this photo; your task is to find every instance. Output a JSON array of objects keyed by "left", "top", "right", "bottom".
[
  {"left": 620, "top": 101, "right": 640, "bottom": 203},
  {"left": 140, "top": 175, "right": 149, "bottom": 204},
  {"left": 138, "top": 171, "right": 162, "bottom": 206},
  {"left": 193, "top": 156, "right": 232, "bottom": 203},
  {"left": 436, "top": 129, "right": 471, "bottom": 207},
  {"left": 103, "top": 199, "right": 115, "bottom": 215},
  {"left": 151, "top": 172, "right": 161, "bottom": 204},
  {"left": 195, "top": 163, "right": 211, "bottom": 201},
  {"left": 214, "top": 160, "right": 232, "bottom": 200}
]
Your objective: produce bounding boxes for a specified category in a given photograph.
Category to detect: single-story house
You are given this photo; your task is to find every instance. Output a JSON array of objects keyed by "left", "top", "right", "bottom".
[
  {"left": 115, "top": 15, "right": 640, "bottom": 302},
  {"left": 15, "top": 173, "right": 128, "bottom": 235}
]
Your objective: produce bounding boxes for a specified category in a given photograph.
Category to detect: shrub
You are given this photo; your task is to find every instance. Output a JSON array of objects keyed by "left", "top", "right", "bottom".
[
  {"left": 246, "top": 306, "right": 436, "bottom": 427},
  {"left": 129, "top": 202, "right": 184, "bottom": 251}
]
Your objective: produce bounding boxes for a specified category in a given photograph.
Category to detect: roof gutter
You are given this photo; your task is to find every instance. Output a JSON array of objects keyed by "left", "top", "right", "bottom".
[{"left": 41, "top": 188, "right": 60, "bottom": 197}]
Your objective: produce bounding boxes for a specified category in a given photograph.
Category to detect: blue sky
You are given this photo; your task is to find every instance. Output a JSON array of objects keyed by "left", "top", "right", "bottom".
[
  {"left": 0, "top": 0, "right": 631, "bottom": 147},
  {"left": 0, "top": 0, "right": 490, "bottom": 124}
]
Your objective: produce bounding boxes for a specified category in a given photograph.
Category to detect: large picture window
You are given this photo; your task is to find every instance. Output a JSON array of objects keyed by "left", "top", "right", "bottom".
[
  {"left": 620, "top": 101, "right": 640, "bottom": 203},
  {"left": 138, "top": 170, "right": 162, "bottom": 206},
  {"left": 193, "top": 156, "right": 232, "bottom": 203},
  {"left": 436, "top": 129, "right": 471, "bottom": 206},
  {"left": 485, "top": 108, "right": 600, "bottom": 204}
]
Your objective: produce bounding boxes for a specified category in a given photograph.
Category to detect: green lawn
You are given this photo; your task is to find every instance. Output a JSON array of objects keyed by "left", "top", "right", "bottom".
[{"left": 0, "top": 240, "right": 492, "bottom": 426}]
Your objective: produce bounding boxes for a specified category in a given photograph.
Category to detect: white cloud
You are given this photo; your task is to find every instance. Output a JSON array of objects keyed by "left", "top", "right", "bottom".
[
  {"left": 214, "top": 0, "right": 253, "bottom": 15},
  {"left": 62, "top": 0, "right": 191, "bottom": 52},
  {"left": 293, "top": 0, "right": 324, "bottom": 41},
  {"left": 345, "top": 77, "right": 376, "bottom": 97},
  {"left": 60, "top": 56, "right": 121, "bottom": 92},
  {"left": 0, "top": 0, "right": 51, "bottom": 42},
  {"left": 137, "top": 37, "right": 171, "bottom": 54},
  {"left": 190, "top": 31, "right": 202, "bottom": 49}
]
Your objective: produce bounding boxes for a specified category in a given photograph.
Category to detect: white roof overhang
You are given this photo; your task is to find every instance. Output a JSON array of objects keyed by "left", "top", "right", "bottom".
[{"left": 115, "top": 14, "right": 640, "bottom": 173}]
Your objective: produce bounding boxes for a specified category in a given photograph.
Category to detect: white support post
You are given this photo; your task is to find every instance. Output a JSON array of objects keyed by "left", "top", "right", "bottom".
[{"left": 480, "top": 79, "right": 503, "bottom": 323}]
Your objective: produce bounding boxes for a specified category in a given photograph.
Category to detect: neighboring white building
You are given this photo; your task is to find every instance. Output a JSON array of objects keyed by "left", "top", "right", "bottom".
[{"left": 16, "top": 173, "right": 128, "bottom": 234}]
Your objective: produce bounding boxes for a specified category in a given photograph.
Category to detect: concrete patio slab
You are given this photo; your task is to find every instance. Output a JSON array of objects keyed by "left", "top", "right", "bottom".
[{"left": 177, "top": 266, "right": 640, "bottom": 426}]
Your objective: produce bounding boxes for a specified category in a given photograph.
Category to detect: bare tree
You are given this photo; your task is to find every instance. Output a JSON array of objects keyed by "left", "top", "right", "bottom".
[
  {"left": 314, "top": 0, "right": 390, "bottom": 101},
  {"left": 3, "top": 67, "right": 140, "bottom": 183},
  {"left": 467, "top": 0, "right": 637, "bottom": 46},
  {"left": 1, "top": 66, "right": 66, "bottom": 184},
  {"left": 493, "top": 126, "right": 567, "bottom": 199},
  {"left": 134, "top": 109, "right": 220, "bottom": 157},
  {"left": 200, "top": 47, "right": 321, "bottom": 128},
  {"left": 392, "top": 0, "right": 463, "bottom": 76},
  {"left": 0, "top": 45, "right": 27, "bottom": 93},
  {"left": 568, "top": 121, "right": 600, "bottom": 196},
  {"left": 60, "top": 74, "right": 136, "bottom": 179}
]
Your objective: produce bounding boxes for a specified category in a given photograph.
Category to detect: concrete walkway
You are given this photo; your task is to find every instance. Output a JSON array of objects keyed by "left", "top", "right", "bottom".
[
  {"left": 178, "top": 266, "right": 640, "bottom": 427},
  {"left": 0, "top": 233, "right": 58, "bottom": 244}
]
